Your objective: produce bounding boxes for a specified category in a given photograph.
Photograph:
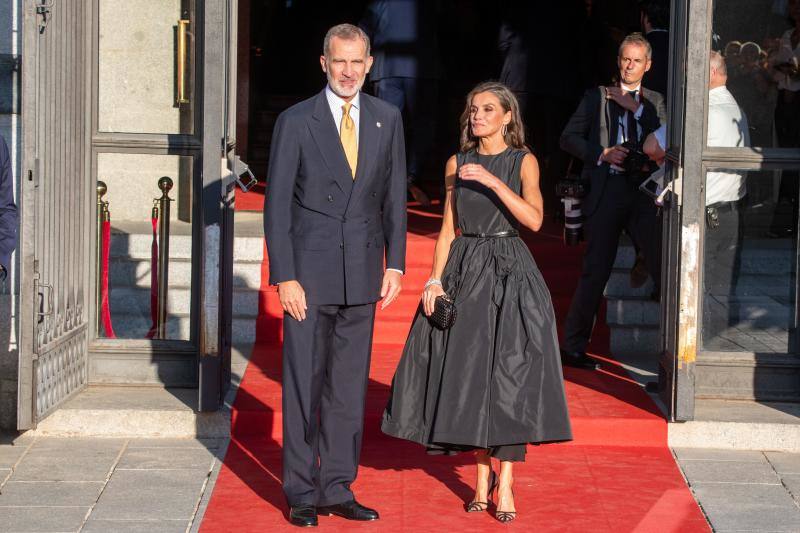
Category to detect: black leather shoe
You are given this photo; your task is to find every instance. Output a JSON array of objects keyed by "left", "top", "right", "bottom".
[
  {"left": 289, "top": 505, "right": 317, "bottom": 527},
  {"left": 317, "top": 500, "right": 379, "bottom": 521},
  {"left": 560, "top": 349, "right": 600, "bottom": 370}
]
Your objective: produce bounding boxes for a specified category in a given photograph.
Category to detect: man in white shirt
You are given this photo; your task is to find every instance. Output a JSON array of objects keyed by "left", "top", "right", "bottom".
[{"left": 704, "top": 51, "right": 750, "bottom": 338}]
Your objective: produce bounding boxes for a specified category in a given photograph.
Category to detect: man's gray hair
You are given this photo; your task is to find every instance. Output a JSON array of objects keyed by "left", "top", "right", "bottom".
[
  {"left": 710, "top": 50, "right": 727, "bottom": 75},
  {"left": 323, "top": 23, "right": 371, "bottom": 58},
  {"left": 618, "top": 32, "right": 653, "bottom": 60}
]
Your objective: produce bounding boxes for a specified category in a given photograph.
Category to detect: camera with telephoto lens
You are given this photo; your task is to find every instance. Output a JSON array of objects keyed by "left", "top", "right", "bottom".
[
  {"left": 620, "top": 140, "right": 658, "bottom": 181},
  {"left": 555, "top": 174, "right": 589, "bottom": 246}
]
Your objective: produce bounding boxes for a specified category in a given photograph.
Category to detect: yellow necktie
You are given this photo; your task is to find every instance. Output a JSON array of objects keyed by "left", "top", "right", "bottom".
[{"left": 340, "top": 103, "right": 357, "bottom": 178}]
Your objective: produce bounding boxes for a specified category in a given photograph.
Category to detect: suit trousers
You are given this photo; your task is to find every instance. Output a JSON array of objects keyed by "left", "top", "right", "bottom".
[
  {"left": 563, "top": 175, "right": 661, "bottom": 353},
  {"left": 702, "top": 204, "right": 742, "bottom": 341},
  {"left": 282, "top": 302, "right": 376, "bottom": 507}
]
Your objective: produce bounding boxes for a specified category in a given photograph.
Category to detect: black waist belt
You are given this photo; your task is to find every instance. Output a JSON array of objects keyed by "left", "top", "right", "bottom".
[
  {"left": 460, "top": 230, "right": 519, "bottom": 238},
  {"left": 707, "top": 200, "right": 739, "bottom": 213}
]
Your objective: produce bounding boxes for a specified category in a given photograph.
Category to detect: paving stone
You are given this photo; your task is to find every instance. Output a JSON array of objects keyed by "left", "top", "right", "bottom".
[
  {"left": 127, "top": 438, "right": 224, "bottom": 450},
  {"left": 681, "top": 460, "right": 781, "bottom": 485},
  {"left": 91, "top": 469, "right": 209, "bottom": 521},
  {"left": 0, "top": 506, "right": 89, "bottom": 532},
  {"left": 11, "top": 439, "right": 124, "bottom": 482},
  {"left": 0, "top": 442, "right": 30, "bottom": 468},
  {"left": 673, "top": 448, "right": 767, "bottom": 463},
  {"left": 0, "top": 481, "right": 104, "bottom": 506},
  {"left": 0, "top": 468, "right": 10, "bottom": 484},
  {"left": 783, "top": 474, "right": 800, "bottom": 504},
  {"left": 81, "top": 519, "right": 189, "bottom": 533},
  {"left": 691, "top": 483, "right": 800, "bottom": 532},
  {"left": 116, "top": 447, "right": 216, "bottom": 470},
  {"left": 766, "top": 452, "right": 800, "bottom": 475}
]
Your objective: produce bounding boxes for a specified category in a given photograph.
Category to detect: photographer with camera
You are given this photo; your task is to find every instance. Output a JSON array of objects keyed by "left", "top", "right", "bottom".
[{"left": 558, "top": 33, "right": 666, "bottom": 370}]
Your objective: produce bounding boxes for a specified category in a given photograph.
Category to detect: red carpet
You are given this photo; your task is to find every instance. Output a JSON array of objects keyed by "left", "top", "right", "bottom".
[{"left": 200, "top": 205, "right": 709, "bottom": 532}]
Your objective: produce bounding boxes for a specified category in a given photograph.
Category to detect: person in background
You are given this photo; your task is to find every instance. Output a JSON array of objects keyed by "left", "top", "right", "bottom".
[
  {"left": 704, "top": 51, "right": 750, "bottom": 339},
  {"left": 0, "top": 135, "right": 17, "bottom": 287},
  {"left": 640, "top": 0, "right": 670, "bottom": 98},
  {"left": 360, "top": 0, "right": 443, "bottom": 206},
  {"left": 767, "top": 0, "right": 800, "bottom": 237},
  {"left": 559, "top": 33, "right": 666, "bottom": 370}
]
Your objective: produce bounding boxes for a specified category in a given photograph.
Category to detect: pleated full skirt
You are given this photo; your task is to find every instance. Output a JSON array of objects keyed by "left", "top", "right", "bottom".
[{"left": 382, "top": 236, "right": 573, "bottom": 449}]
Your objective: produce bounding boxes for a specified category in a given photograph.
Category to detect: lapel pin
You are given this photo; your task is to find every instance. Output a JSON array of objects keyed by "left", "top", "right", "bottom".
[{"left": 376, "top": 122, "right": 382, "bottom": 128}]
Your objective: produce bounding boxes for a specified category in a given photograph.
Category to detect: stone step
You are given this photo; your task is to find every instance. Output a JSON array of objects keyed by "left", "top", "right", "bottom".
[
  {"left": 106, "top": 314, "right": 257, "bottom": 344},
  {"left": 110, "top": 232, "right": 264, "bottom": 262},
  {"left": 28, "top": 385, "right": 230, "bottom": 438},
  {"left": 614, "top": 242, "right": 794, "bottom": 274},
  {"left": 108, "top": 257, "right": 262, "bottom": 289},
  {"left": 695, "top": 353, "right": 800, "bottom": 402},
  {"left": 668, "top": 399, "right": 800, "bottom": 452},
  {"left": 108, "top": 286, "right": 259, "bottom": 318},
  {"left": 608, "top": 325, "right": 660, "bottom": 357},
  {"left": 606, "top": 298, "right": 660, "bottom": 326}
]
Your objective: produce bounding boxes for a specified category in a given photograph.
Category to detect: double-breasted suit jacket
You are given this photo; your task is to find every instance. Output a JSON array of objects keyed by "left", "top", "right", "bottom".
[
  {"left": 265, "top": 89, "right": 407, "bottom": 304},
  {"left": 560, "top": 86, "right": 666, "bottom": 217}
]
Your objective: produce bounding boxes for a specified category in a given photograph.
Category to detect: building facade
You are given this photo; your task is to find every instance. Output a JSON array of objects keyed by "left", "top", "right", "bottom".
[{"left": 1, "top": 0, "right": 799, "bottom": 432}]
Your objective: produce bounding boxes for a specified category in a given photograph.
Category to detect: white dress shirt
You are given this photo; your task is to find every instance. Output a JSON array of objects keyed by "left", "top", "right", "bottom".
[
  {"left": 325, "top": 85, "right": 403, "bottom": 276},
  {"left": 326, "top": 85, "right": 360, "bottom": 145},
  {"left": 706, "top": 85, "right": 750, "bottom": 205}
]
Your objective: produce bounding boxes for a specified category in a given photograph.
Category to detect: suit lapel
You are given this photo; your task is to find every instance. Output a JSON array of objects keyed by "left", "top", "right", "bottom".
[
  {"left": 308, "top": 89, "right": 353, "bottom": 194},
  {"left": 346, "top": 96, "right": 381, "bottom": 211}
]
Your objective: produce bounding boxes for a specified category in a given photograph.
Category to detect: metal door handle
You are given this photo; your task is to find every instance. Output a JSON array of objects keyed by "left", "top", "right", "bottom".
[
  {"left": 177, "top": 19, "right": 190, "bottom": 104},
  {"left": 37, "top": 284, "right": 53, "bottom": 317}
]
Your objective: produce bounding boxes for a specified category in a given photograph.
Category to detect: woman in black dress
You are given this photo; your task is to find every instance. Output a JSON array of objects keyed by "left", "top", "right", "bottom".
[{"left": 382, "top": 81, "right": 572, "bottom": 523}]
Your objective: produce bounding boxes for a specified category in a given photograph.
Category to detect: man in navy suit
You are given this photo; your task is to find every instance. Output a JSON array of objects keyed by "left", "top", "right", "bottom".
[
  {"left": 264, "top": 23, "right": 407, "bottom": 528},
  {"left": 0, "top": 135, "right": 17, "bottom": 286}
]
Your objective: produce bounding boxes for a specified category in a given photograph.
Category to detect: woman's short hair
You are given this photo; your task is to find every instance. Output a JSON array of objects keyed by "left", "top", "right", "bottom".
[
  {"left": 323, "top": 23, "right": 370, "bottom": 58},
  {"left": 459, "top": 81, "right": 527, "bottom": 153}
]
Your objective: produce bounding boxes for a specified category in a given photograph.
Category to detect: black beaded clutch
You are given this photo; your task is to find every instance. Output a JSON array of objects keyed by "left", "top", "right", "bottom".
[{"left": 429, "top": 295, "right": 457, "bottom": 330}]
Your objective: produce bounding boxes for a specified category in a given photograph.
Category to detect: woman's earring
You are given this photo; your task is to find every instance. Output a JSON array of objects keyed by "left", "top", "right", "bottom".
[{"left": 502, "top": 124, "right": 508, "bottom": 137}]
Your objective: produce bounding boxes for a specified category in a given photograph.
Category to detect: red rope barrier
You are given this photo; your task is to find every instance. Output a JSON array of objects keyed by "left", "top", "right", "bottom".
[
  {"left": 145, "top": 214, "right": 159, "bottom": 339},
  {"left": 100, "top": 219, "right": 116, "bottom": 339}
]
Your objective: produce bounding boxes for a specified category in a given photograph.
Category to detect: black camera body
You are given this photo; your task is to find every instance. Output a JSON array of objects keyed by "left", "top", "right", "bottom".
[{"left": 620, "top": 140, "right": 658, "bottom": 181}]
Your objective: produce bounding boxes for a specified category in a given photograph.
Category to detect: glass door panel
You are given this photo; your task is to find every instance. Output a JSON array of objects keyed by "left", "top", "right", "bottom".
[{"left": 98, "top": 0, "right": 195, "bottom": 134}]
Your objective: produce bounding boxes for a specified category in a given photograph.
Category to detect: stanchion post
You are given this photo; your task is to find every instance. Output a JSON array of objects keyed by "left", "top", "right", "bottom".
[
  {"left": 156, "top": 177, "right": 173, "bottom": 339},
  {"left": 96, "top": 181, "right": 108, "bottom": 334}
]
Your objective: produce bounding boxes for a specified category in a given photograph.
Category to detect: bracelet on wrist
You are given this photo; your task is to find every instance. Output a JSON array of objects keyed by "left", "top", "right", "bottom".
[{"left": 424, "top": 278, "right": 442, "bottom": 290}]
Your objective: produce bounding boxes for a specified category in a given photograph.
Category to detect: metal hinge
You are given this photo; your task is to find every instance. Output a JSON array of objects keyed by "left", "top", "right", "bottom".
[{"left": 36, "top": 1, "right": 55, "bottom": 33}]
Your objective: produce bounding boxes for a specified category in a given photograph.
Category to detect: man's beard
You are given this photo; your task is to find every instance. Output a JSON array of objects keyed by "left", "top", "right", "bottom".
[{"left": 327, "top": 70, "right": 364, "bottom": 99}]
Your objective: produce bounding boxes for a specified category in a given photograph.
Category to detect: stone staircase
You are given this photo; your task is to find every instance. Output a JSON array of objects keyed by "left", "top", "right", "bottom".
[
  {"left": 607, "top": 236, "right": 800, "bottom": 402},
  {"left": 106, "top": 220, "right": 263, "bottom": 344}
]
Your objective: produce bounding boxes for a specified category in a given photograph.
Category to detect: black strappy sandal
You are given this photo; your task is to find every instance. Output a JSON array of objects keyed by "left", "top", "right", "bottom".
[
  {"left": 495, "top": 487, "right": 516, "bottom": 524},
  {"left": 465, "top": 470, "right": 497, "bottom": 513}
]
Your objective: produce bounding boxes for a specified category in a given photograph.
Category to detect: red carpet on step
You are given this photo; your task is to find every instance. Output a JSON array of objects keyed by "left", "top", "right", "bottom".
[{"left": 200, "top": 205, "right": 709, "bottom": 532}]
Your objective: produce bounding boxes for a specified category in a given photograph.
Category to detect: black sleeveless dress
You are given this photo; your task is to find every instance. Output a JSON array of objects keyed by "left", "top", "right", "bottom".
[{"left": 381, "top": 148, "right": 572, "bottom": 459}]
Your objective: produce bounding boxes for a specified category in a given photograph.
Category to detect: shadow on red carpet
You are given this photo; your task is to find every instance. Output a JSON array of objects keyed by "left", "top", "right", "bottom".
[{"left": 200, "top": 208, "right": 709, "bottom": 532}]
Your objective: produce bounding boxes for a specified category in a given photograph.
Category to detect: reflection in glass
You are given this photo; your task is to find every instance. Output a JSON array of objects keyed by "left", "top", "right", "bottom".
[
  {"left": 712, "top": 0, "right": 799, "bottom": 150},
  {"left": 98, "top": 0, "right": 193, "bottom": 134},
  {"left": 96, "top": 153, "right": 193, "bottom": 341},
  {"left": 702, "top": 168, "right": 800, "bottom": 354}
]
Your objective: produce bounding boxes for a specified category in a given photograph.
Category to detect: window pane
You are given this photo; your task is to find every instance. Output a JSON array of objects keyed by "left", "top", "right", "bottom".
[
  {"left": 702, "top": 167, "right": 800, "bottom": 353},
  {"left": 711, "top": 0, "right": 798, "bottom": 149},
  {"left": 97, "top": 153, "right": 194, "bottom": 341},
  {"left": 98, "top": 0, "right": 194, "bottom": 134}
]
